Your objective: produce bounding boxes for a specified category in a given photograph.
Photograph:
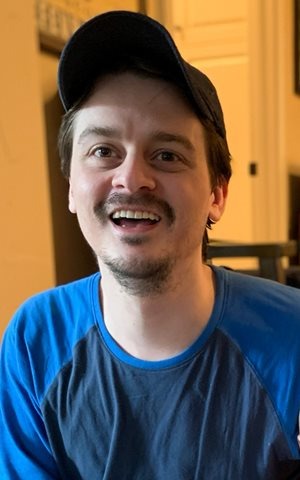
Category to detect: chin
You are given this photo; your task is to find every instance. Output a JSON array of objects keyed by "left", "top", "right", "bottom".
[{"left": 102, "top": 254, "right": 176, "bottom": 296}]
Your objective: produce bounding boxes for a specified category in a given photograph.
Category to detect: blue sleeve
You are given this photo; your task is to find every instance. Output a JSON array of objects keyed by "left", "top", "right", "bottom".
[{"left": 0, "top": 313, "right": 61, "bottom": 479}]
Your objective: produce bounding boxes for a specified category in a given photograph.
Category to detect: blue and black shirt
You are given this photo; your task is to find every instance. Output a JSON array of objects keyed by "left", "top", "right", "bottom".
[{"left": 1, "top": 267, "right": 300, "bottom": 479}]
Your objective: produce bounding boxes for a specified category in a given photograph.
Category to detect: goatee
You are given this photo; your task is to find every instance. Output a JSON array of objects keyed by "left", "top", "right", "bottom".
[{"left": 101, "top": 254, "right": 175, "bottom": 296}]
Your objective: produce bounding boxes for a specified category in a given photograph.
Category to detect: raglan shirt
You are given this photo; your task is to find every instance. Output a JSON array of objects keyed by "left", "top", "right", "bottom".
[{"left": 1, "top": 266, "right": 300, "bottom": 480}]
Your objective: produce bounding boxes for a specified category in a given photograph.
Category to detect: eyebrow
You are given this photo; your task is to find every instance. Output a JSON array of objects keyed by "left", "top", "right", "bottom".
[
  {"left": 151, "top": 131, "right": 195, "bottom": 152},
  {"left": 77, "top": 126, "right": 196, "bottom": 152},
  {"left": 77, "top": 126, "right": 121, "bottom": 144}
]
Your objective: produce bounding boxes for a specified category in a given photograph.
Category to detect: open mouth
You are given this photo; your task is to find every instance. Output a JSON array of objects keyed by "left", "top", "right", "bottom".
[{"left": 110, "top": 209, "right": 160, "bottom": 228}]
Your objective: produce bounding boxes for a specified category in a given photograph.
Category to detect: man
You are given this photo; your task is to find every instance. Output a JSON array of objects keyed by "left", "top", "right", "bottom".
[{"left": 1, "top": 10, "right": 300, "bottom": 480}]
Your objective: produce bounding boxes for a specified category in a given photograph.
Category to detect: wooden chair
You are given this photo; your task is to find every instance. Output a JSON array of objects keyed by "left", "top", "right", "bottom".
[{"left": 207, "top": 240, "right": 298, "bottom": 284}]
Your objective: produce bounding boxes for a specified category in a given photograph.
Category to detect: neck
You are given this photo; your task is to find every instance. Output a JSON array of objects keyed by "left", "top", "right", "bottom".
[{"left": 98, "top": 254, "right": 215, "bottom": 361}]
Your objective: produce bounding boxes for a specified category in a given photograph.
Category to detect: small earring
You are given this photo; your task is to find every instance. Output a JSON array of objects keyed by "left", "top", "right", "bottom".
[{"left": 206, "top": 217, "right": 216, "bottom": 229}]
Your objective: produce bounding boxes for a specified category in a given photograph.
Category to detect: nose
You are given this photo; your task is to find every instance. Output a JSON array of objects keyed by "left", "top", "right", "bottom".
[{"left": 111, "top": 152, "right": 156, "bottom": 193}]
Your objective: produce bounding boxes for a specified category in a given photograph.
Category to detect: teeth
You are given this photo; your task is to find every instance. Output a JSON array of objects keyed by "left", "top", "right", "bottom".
[{"left": 112, "top": 210, "right": 159, "bottom": 221}]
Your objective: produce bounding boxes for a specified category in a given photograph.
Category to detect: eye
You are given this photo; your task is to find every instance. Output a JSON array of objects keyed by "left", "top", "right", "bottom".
[
  {"left": 157, "top": 150, "right": 179, "bottom": 162},
  {"left": 152, "top": 149, "right": 188, "bottom": 172},
  {"left": 85, "top": 144, "right": 122, "bottom": 170},
  {"left": 90, "top": 145, "right": 115, "bottom": 158}
]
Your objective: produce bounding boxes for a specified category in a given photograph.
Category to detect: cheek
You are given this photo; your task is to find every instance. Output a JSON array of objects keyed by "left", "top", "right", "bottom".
[
  {"left": 180, "top": 178, "right": 212, "bottom": 210},
  {"left": 69, "top": 171, "right": 109, "bottom": 212},
  {"left": 170, "top": 191, "right": 209, "bottom": 233}
]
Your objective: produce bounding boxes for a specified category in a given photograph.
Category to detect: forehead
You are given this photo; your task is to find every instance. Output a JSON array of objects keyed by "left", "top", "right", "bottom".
[
  {"left": 85, "top": 72, "right": 200, "bottom": 114},
  {"left": 73, "top": 72, "right": 205, "bottom": 136}
]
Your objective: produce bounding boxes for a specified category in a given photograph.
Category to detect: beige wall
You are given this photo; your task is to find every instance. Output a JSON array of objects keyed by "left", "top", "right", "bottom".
[{"left": 0, "top": 0, "right": 55, "bottom": 336}]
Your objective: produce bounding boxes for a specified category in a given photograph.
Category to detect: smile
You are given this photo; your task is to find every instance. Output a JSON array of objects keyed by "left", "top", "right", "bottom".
[{"left": 110, "top": 209, "right": 160, "bottom": 228}]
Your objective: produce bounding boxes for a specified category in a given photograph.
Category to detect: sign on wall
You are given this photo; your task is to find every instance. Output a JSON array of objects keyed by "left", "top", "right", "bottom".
[{"left": 36, "top": 0, "right": 142, "bottom": 53}]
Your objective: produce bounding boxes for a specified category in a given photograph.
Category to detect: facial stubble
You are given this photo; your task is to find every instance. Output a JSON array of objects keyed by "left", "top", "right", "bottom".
[{"left": 94, "top": 193, "right": 177, "bottom": 296}]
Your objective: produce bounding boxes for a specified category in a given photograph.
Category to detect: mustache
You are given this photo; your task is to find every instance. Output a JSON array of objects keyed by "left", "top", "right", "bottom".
[{"left": 94, "top": 192, "right": 175, "bottom": 225}]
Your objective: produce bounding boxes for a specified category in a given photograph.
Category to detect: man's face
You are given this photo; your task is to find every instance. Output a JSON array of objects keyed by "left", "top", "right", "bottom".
[{"left": 69, "top": 72, "right": 226, "bottom": 293}]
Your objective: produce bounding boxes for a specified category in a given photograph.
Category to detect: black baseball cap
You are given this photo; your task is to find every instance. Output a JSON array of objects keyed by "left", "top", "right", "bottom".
[{"left": 58, "top": 10, "right": 226, "bottom": 139}]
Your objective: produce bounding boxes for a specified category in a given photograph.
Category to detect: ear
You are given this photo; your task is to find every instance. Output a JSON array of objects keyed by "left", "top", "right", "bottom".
[
  {"left": 68, "top": 182, "right": 77, "bottom": 214},
  {"left": 208, "top": 182, "right": 228, "bottom": 223}
]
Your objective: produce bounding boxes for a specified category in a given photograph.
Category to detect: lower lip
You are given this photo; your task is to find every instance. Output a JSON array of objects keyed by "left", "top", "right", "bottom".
[{"left": 111, "top": 219, "right": 160, "bottom": 234}]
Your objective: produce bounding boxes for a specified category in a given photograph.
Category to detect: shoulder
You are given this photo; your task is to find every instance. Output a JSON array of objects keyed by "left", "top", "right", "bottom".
[
  {"left": 213, "top": 267, "right": 300, "bottom": 454},
  {"left": 214, "top": 266, "right": 300, "bottom": 352},
  {"left": 1, "top": 273, "right": 101, "bottom": 402},
  {"left": 9, "top": 273, "right": 100, "bottom": 337},
  {"left": 215, "top": 266, "right": 300, "bottom": 325}
]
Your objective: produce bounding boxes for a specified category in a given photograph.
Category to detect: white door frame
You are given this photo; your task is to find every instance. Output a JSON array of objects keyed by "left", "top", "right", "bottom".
[{"left": 249, "top": 0, "right": 288, "bottom": 242}]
